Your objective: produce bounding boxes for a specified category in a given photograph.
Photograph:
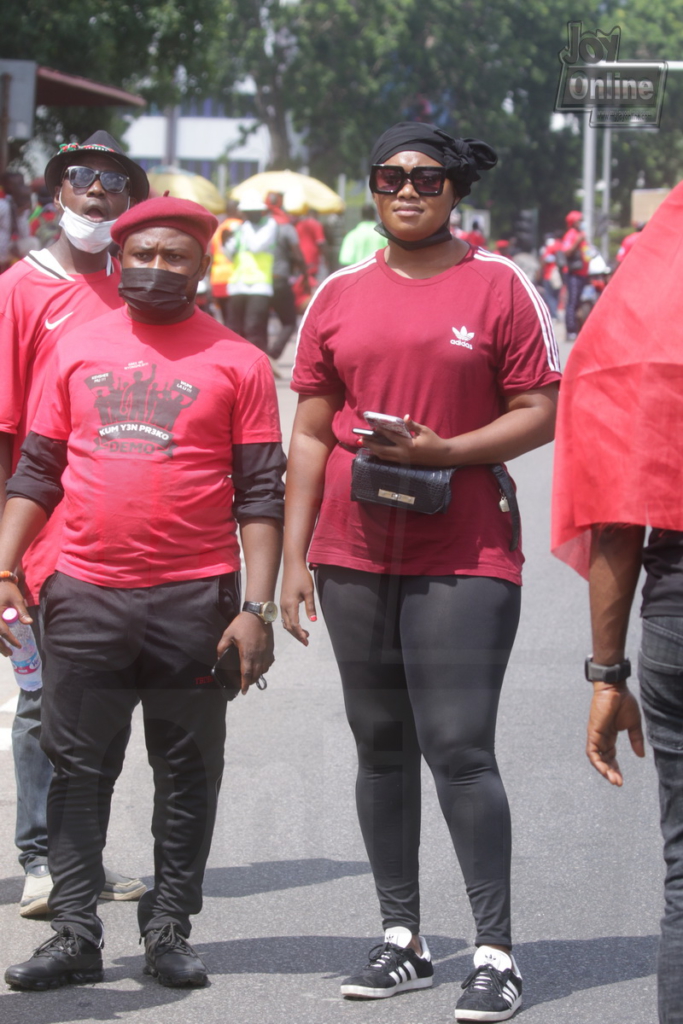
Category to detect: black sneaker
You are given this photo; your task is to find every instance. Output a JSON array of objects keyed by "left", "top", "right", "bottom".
[
  {"left": 340, "top": 938, "right": 434, "bottom": 999},
  {"left": 4, "top": 926, "right": 104, "bottom": 991},
  {"left": 143, "top": 923, "right": 207, "bottom": 988},
  {"left": 455, "top": 949, "right": 522, "bottom": 1021}
]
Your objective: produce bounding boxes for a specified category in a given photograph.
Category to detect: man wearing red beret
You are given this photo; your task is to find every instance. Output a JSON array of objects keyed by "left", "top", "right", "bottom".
[
  {"left": 0, "top": 130, "right": 149, "bottom": 919},
  {"left": 0, "top": 196, "right": 286, "bottom": 991}
]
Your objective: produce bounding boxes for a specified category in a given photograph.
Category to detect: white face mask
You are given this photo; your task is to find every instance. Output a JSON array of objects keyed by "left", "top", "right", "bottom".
[{"left": 58, "top": 192, "right": 119, "bottom": 253}]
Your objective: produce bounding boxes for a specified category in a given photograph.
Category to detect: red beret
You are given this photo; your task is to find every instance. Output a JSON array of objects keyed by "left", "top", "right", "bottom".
[{"left": 111, "top": 197, "right": 219, "bottom": 252}]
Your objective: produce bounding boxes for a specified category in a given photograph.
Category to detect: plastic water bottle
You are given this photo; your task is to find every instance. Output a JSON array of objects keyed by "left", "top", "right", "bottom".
[{"left": 1, "top": 608, "right": 42, "bottom": 691}]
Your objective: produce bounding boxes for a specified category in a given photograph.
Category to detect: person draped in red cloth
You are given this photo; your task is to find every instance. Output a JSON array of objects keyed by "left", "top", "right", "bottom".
[{"left": 551, "top": 180, "right": 683, "bottom": 1024}]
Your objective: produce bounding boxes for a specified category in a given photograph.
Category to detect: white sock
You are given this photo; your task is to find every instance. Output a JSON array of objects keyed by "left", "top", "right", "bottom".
[
  {"left": 384, "top": 928, "right": 431, "bottom": 960},
  {"left": 474, "top": 946, "right": 515, "bottom": 974},
  {"left": 384, "top": 926, "right": 413, "bottom": 948}
]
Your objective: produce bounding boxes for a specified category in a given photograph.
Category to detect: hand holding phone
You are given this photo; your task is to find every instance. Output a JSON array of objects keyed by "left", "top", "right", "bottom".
[
  {"left": 363, "top": 411, "right": 413, "bottom": 439},
  {"left": 352, "top": 427, "right": 397, "bottom": 446}
]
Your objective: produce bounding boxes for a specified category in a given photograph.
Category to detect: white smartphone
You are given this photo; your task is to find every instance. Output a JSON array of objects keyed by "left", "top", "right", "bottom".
[{"left": 363, "top": 411, "right": 412, "bottom": 439}]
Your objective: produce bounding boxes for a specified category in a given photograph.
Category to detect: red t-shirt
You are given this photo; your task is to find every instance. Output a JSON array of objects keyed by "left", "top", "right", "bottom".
[
  {"left": 616, "top": 231, "right": 641, "bottom": 263},
  {"left": 466, "top": 230, "right": 487, "bottom": 249},
  {"left": 296, "top": 216, "right": 326, "bottom": 274},
  {"left": 32, "top": 306, "right": 281, "bottom": 588},
  {"left": 292, "top": 247, "right": 561, "bottom": 582},
  {"left": 561, "top": 227, "right": 589, "bottom": 276},
  {"left": 0, "top": 249, "right": 122, "bottom": 602},
  {"left": 540, "top": 239, "right": 562, "bottom": 281}
]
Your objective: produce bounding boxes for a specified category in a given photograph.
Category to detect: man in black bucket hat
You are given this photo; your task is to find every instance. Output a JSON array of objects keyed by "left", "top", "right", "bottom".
[{"left": 0, "top": 130, "right": 149, "bottom": 920}]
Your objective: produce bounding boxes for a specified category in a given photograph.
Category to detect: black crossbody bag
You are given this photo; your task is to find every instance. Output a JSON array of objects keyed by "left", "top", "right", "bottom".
[{"left": 341, "top": 445, "right": 520, "bottom": 551}]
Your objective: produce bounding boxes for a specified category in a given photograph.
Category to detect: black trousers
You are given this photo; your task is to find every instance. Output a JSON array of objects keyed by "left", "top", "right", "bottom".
[
  {"left": 227, "top": 293, "right": 271, "bottom": 351},
  {"left": 316, "top": 567, "right": 521, "bottom": 947},
  {"left": 268, "top": 278, "right": 297, "bottom": 359},
  {"left": 39, "top": 571, "right": 239, "bottom": 945}
]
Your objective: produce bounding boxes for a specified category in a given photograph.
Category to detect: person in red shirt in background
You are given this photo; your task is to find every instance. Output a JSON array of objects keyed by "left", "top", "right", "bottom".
[
  {"left": 561, "top": 209, "right": 590, "bottom": 341},
  {"left": 287, "top": 189, "right": 327, "bottom": 283},
  {"left": 616, "top": 223, "right": 644, "bottom": 264},
  {"left": 0, "top": 196, "right": 285, "bottom": 991},
  {"left": 265, "top": 190, "right": 290, "bottom": 225},
  {"left": 465, "top": 218, "right": 487, "bottom": 249},
  {"left": 539, "top": 230, "right": 564, "bottom": 320},
  {"left": 0, "top": 132, "right": 150, "bottom": 920},
  {"left": 28, "top": 180, "right": 60, "bottom": 250},
  {"left": 264, "top": 190, "right": 308, "bottom": 363}
]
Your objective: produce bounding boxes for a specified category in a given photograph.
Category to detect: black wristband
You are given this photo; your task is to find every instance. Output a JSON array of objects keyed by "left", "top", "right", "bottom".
[{"left": 585, "top": 656, "right": 632, "bottom": 683}]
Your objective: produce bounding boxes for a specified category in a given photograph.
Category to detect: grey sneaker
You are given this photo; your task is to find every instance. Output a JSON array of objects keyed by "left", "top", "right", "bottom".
[
  {"left": 19, "top": 864, "right": 52, "bottom": 918},
  {"left": 100, "top": 867, "right": 146, "bottom": 902}
]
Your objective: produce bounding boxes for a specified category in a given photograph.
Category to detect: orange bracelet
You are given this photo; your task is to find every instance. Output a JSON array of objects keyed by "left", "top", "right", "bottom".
[{"left": 0, "top": 571, "right": 19, "bottom": 585}]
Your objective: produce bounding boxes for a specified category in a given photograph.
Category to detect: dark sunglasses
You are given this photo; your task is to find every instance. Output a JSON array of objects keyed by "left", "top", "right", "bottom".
[
  {"left": 62, "top": 165, "right": 130, "bottom": 194},
  {"left": 370, "top": 164, "right": 446, "bottom": 196}
]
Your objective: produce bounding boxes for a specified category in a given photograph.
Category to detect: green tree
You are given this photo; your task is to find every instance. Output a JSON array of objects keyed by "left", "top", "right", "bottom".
[
  {"left": 0, "top": 1, "right": 221, "bottom": 153},
  {"left": 206, "top": 0, "right": 414, "bottom": 177}
]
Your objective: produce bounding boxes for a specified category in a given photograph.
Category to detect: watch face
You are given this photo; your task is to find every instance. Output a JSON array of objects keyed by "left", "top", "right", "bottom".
[{"left": 260, "top": 601, "right": 278, "bottom": 623}]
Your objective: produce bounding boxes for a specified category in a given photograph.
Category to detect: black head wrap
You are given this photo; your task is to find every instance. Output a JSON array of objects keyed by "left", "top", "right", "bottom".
[
  {"left": 369, "top": 122, "right": 497, "bottom": 250},
  {"left": 370, "top": 122, "right": 497, "bottom": 199}
]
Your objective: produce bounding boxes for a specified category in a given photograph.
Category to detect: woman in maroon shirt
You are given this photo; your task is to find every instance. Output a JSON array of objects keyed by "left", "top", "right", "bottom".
[{"left": 281, "top": 122, "right": 560, "bottom": 1021}]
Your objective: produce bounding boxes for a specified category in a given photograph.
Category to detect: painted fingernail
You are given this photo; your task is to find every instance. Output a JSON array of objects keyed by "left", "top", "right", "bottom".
[{"left": 310, "top": 615, "right": 317, "bottom": 622}]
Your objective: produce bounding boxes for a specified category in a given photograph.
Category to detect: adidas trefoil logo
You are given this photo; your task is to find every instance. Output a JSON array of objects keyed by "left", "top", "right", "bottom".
[{"left": 451, "top": 326, "right": 475, "bottom": 350}]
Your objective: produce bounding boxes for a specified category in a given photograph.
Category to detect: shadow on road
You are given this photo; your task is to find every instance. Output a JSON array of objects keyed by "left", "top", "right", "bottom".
[
  {"left": 125, "top": 933, "right": 470, "bottom": 980},
  {"left": 515, "top": 934, "right": 658, "bottom": 1006},
  {"left": 0, "top": 978, "right": 192, "bottom": 1024},
  {"left": 201, "top": 858, "right": 371, "bottom": 898},
  {"left": 0, "top": 876, "right": 22, "bottom": 906},
  {"left": 438, "top": 934, "right": 658, "bottom": 1007}
]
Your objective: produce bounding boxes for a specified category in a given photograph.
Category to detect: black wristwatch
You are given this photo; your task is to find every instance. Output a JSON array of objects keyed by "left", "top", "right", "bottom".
[
  {"left": 584, "top": 656, "right": 632, "bottom": 683},
  {"left": 242, "top": 600, "right": 278, "bottom": 624}
]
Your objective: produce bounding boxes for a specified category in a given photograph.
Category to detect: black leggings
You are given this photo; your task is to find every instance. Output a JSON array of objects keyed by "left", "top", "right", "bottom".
[{"left": 316, "top": 567, "right": 521, "bottom": 947}]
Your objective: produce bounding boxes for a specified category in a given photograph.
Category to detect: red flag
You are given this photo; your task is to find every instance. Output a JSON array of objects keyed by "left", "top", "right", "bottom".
[{"left": 552, "top": 180, "right": 683, "bottom": 577}]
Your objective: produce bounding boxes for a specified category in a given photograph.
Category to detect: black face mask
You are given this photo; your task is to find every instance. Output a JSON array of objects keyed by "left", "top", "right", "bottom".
[
  {"left": 119, "top": 267, "right": 192, "bottom": 322},
  {"left": 374, "top": 218, "right": 453, "bottom": 251}
]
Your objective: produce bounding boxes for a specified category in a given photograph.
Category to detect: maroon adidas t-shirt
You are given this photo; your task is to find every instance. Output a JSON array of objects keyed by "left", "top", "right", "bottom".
[
  {"left": 292, "top": 246, "right": 561, "bottom": 583},
  {"left": 33, "top": 306, "right": 281, "bottom": 588}
]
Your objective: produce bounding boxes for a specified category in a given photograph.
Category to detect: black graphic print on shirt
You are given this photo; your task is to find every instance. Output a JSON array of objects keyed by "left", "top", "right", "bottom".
[{"left": 85, "top": 364, "right": 200, "bottom": 456}]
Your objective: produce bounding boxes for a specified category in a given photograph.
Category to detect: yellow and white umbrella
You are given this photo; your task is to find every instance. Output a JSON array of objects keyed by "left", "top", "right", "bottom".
[
  {"left": 147, "top": 166, "right": 226, "bottom": 215},
  {"left": 231, "top": 170, "right": 344, "bottom": 214}
]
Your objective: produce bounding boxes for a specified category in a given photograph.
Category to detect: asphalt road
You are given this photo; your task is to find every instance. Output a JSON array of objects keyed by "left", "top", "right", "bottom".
[{"left": 0, "top": 336, "right": 663, "bottom": 1024}]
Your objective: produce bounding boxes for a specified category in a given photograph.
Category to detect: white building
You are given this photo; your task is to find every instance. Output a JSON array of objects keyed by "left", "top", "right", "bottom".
[{"left": 122, "top": 99, "right": 271, "bottom": 189}]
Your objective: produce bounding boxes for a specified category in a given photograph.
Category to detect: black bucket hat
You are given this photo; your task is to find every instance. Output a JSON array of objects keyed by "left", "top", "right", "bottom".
[{"left": 45, "top": 130, "right": 149, "bottom": 202}]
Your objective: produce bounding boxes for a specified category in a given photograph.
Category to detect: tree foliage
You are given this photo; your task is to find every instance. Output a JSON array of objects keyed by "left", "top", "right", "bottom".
[{"left": 0, "top": 1, "right": 217, "bottom": 149}]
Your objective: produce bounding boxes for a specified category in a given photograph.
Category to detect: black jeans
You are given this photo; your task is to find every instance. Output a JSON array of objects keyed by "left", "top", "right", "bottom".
[
  {"left": 639, "top": 616, "right": 683, "bottom": 1024},
  {"left": 39, "top": 571, "right": 239, "bottom": 945},
  {"left": 316, "top": 567, "right": 521, "bottom": 947},
  {"left": 565, "top": 273, "right": 585, "bottom": 335}
]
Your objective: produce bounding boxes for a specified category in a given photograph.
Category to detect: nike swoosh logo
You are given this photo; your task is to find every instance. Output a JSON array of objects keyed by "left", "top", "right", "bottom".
[{"left": 45, "top": 313, "right": 74, "bottom": 331}]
